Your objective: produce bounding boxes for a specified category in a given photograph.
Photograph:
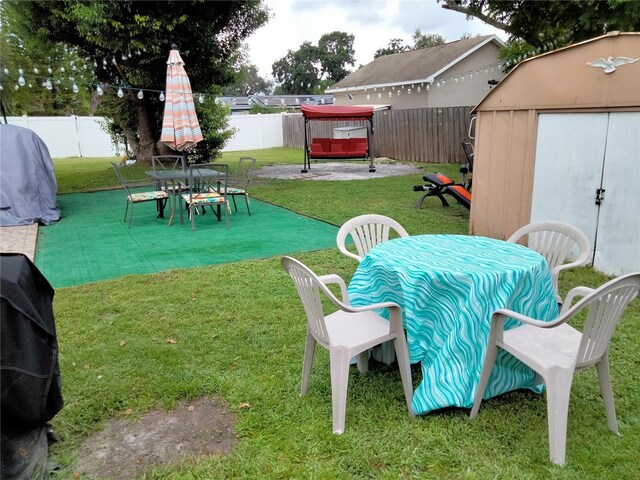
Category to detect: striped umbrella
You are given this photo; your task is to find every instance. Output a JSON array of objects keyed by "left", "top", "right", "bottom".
[{"left": 160, "top": 44, "right": 203, "bottom": 152}]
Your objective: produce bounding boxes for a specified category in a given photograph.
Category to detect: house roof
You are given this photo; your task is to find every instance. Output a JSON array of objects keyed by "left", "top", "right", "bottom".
[
  {"left": 301, "top": 105, "right": 374, "bottom": 120},
  {"left": 327, "top": 35, "right": 504, "bottom": 93}
]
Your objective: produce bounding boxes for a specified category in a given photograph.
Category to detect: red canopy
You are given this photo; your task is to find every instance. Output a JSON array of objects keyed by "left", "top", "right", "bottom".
[{"left": 301, "top": 105, "right": 374, "bottom": 120}]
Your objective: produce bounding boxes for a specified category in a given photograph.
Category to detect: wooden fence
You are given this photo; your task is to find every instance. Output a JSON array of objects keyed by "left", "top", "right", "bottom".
[{"left": 283, "top": 106, "right": 474, "bottom": 164}]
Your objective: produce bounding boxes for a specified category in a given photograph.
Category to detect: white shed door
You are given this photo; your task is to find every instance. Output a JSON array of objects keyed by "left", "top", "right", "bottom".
[
  {"left": 531, "top": 112, "right": 640, "bottom": 275},
  {"left": 595, "top": 112, "right": 640, "bottom": 275},
  {"left": 530, "top": 113, "right": 606, "bottom": 260}
]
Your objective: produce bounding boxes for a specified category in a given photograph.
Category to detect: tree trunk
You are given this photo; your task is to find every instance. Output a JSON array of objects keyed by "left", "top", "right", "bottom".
[{"left": 135, "top": 100, "right": 156, "bottom": 165}]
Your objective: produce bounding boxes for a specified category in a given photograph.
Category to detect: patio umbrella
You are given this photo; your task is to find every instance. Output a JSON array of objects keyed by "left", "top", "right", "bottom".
[{"left": 160, "top": 44, "right": 203, "bottom": 154}]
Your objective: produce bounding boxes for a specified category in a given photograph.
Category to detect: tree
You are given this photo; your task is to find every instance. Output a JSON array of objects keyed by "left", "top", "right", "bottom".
[
  {"left": 440, "top": 0, "right": 640, "bottom": 49},
  {"left": 272, "top": 31, "right": 355, "bottom": 94},
  {"left": 221, "top": 64, "right": 273, "bottom": 96},
  {"left": 374, "top": 38, "right": 409, "bottom": 58},
  {"left": 3, "top": 1, "right": 269, "bottom": 163},
  {"left": 272, "top": 41, "right": 321, "bottom": 94},
  {"left": 412, "top": 29, "right": 446, "bottom": 49},
  {"left": 317, "top": 31, "right": 356, "bottom": 82}
]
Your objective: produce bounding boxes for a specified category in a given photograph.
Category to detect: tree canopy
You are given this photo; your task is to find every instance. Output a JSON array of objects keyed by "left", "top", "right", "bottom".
[
  {"left": 374, "top": 29, "right": 447, "bottom": 58},
  {"left": 2, "top": 0, "right": 269, "bottom": 162},
  {"left": 271, "top": 31, "right": 355, "bottom": 94},
  {"left": 440, "top": 0, "right": 640, "bottom": 64}
]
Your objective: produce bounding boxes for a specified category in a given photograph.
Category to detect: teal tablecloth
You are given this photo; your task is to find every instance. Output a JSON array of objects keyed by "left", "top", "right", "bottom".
[{"left": 347, "top": 234, "right": 559, "bottom": 415}]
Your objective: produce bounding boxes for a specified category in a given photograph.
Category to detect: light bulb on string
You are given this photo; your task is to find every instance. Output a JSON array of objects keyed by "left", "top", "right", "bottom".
[
  {"left": 121, "top": 53, "right": 127, "bottom": 61},
  {"left": 407, "top": 89, "right": 411, "bottom": 94},
  {"left": 127, "top": 51, "right": 132, "bottom": 58},
  {"left": 45, "top": 79, "right": 52, "bottom": 90},
  {"left": 0, "top": 85, "right": 3, "bottom": 91},
  {"left": 60, "top": 67, "right": 65, "bottom": 73},
  {"left": 159, "top": 92, "right": 165, "bottom": 101},
  {"left": 366, "top": 93, "right": 370, "bottom": 100},
  {"left": 33, "top": 67, "right": 39, "bottom": 74},
  {"left": 96, "top": 84, "right": 104, "bottom": 96},
  {"left": 28, "top": 83, "right": 32, "bottom": 88},
  {"left": 18, "top": 75, "right": 25, "bottom": 87},
  {"left": 417, "top": 86, "right": 421, "bottom": 93},
  {"left": 117, "top": 87, "right": 124, "bottom": 98},
  {"left": 48, "top": 67, "right": 53, "bottom": 74},
  {"left": 103, "top": 58, "right": 107, "bottom": 66},
  {"left": 426, "top": 84, "right": 430, "bottom": 91},
  {"left": 388, "top": 92, "right": 392, "bottom": 98},
  {"left": 3, "top": 68, "right": 8, "bottom": 75},
  {"left": 377, "top": 93, "right": 381, "bottom": 99},
  {"left": 137, "top": 90, "right": 144, "bottom": 99},
  {"left": 198, "top": 94, "right": 204, "bottom": 104},
  {"left": 136, "top": 50, "right": 141, "bottom": 56},
  {"left": 72, "top": 83, "right": 79, "bottom": 94},
  {"left": 14, "top": 84, "right": 19, "bottom": 90},
  {"left": 112, "top": 56, "right": 117, "bottom": 65},
  {"left": 93, "top": 60, "right": 98, "bottom": 67}
]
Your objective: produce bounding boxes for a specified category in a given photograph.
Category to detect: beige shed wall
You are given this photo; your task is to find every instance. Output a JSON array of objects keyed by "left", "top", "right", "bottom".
[{"left": 470, "top": 33, "right": 640, "bottom": 239}]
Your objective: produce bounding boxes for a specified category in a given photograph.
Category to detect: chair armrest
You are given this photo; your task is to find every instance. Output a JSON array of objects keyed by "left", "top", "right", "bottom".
[
  {"left": 493, "top": 308, "right": 563, "bottom": 328},
  {"left": 319, "top": 274, "right": 350, "bottom": 304},
  {"left": 560, "top": 286, "right": 595, "bottom": 315}
]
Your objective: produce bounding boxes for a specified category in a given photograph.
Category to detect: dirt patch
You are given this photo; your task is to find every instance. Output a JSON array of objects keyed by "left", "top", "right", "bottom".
[{"left": 74, "top": 396, "right": 237, "bottom": 479}]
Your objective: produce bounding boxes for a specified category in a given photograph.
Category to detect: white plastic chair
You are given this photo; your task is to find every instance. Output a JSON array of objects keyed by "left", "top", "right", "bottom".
[
  {"left": 336, "top": 214, "right": 409, "bottom": 262},
  {"left": 470, "top": 272, "right": 640, "bottom": 466},
  {"left": 507, "top": 221, "right": 591, "bottom": 301},
  {"left": 281, "top": 256, "right": 413, "bottom": 434}
]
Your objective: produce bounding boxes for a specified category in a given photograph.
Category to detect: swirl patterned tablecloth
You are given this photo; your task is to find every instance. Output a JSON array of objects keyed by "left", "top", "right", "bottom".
[{"left": 347, "top": 234, "right": 559, "bottom": 415}]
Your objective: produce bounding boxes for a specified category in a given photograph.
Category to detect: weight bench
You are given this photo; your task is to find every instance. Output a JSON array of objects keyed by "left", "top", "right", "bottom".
[{"left": 413, "top": 173, "right": 471, "bottom": 210}]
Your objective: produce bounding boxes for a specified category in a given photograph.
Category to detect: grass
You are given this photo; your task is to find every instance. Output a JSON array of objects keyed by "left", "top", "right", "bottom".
[{"left": 48, "top": 148, "right": 639, "bottom": 479}]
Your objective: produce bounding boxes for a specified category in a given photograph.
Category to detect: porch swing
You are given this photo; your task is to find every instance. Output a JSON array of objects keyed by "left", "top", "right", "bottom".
[{"left": 301, "top": 105, "right": 376, "bottom": 173}]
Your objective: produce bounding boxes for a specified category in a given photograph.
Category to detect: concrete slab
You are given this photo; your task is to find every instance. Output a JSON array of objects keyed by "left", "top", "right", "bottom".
[
  {"left": 0, "top": 224, "right": 38, "bottom": 261},
  {"left": 256, "top": 161, "right": 422, "bottom": 181}
]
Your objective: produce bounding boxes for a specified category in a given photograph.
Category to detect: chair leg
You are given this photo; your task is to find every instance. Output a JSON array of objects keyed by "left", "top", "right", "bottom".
[
  {"left": 245, "top": 194, "right": 251, "bottom": 216},
  {"left": 124, "top": 201, "right": 130, "bottom": 223},
  {"left": 329, "top": 346, "right": 350, "bottom": 434},
  {"left": 394, "top": 334, "right": 414, "bottom": 416},
  {"left": 356, "top": 352, "right": 369, "bottom": 374},
  {"left": 470, "top": 344, "right": 499, "bottom": 418},
  {"left": 301, "top": 332, "right": 316, "bottom": 397},
  {"left": 128, "top": 202, "right": 134, "bottom": 228},
  {"left": 231, "top": 194, "right": 238, "bottom": 212},
  {"left": 189, "top": 205, "right": 196, "bottom": 231},
  {"left": 595, "top": 356, "right": 619, "bottom": 434},
  {"left": 545, "top": 368, "right": 574, "bottom": 466}
]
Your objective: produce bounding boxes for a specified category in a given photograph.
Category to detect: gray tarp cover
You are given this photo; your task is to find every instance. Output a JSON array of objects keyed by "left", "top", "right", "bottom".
[{"left": 0, "top": 124, "right": 60, "bottom": 226}]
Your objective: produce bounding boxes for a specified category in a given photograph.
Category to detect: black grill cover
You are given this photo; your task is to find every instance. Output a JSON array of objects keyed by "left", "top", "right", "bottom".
[{"left": 1, "top": 253, "right": 63, "bottom": 479}]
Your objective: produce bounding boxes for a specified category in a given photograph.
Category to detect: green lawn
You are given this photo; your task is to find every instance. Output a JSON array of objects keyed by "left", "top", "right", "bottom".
[{"left": 48, "top": 148, "right": 639, "bottom": 479}]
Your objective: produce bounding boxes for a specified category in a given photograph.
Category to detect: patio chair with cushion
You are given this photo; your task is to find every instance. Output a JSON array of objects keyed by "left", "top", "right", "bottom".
[
  {"left": 336, "top": 214, "right": 409, "bottom": 262},
  {"left": 182, "top": 163, "right": 230, "bottom": 230},
  {"left": 211, "top": 156, "right": 256, "bottom": 215},
  {"left": 281, "top": 256, "right": 413, "bottom": 434},
  {"left": 507, "top": 221, "right": 591, "bottom": 303},
  {"left": 111, "top": 162, "right": 168, "bottom": 228},
  {"left": 151, "top": 155, "right": 187, "bottom": 194},
  {"left": 470, "top": 272, "right": 640, "bottom": 466}
]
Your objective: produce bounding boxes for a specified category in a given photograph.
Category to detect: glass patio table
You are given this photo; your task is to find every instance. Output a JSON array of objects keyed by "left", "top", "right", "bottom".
[
  {"left": 347, "top": 234, "right": 559, "bottom": 415},
  {"left": 145, "top": 165, "right": 227, "bottom": 226}
]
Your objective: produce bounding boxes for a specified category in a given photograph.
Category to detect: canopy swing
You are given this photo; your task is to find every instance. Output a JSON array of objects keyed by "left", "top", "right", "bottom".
[{"left": 301, "top": 105, "right": 376, "bottom": 173}]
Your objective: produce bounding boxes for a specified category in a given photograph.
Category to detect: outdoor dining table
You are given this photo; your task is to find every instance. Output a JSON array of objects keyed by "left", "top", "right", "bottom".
[
  {"left": 145, "top": 166, "right": 227, "bottom": 226},
  {"left": 346, "top": 234, "right": 559, "bottom": 416}
]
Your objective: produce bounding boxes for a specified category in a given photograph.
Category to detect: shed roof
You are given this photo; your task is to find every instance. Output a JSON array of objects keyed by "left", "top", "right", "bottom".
[
  {"left": 473, "top": 32, "right": 640, "bottom": 112},
  {"left": 327, "top": 35, "right": 504, "bottom": 93}
]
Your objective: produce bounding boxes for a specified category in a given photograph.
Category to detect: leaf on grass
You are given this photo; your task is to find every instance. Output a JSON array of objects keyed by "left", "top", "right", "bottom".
[
  {"left": 135, "top": 457, "right": 142, "bottom": 464},
  {"left": 165, "top": 338, "right": 177, "bottom": 344},
  {"left": 238, "top": 402, "right": 251, "bottom": 409},
  {"left": 72, "top": 472, "right": 81, "bottom": 479},
  {"left": 187, "top": 405, "right": 195, "bottom": 412},
  {"left": 229, "top": 363, "right": 237, "bottom": 371},
  {"left": 119, "top": 340, "right": 127, "bottom": 347},
  {"left": 123, "top": 408, "right": 133, "bottom": 416},
  {"left": 83, "top": 364, "right": 90, "bottom": 369}
]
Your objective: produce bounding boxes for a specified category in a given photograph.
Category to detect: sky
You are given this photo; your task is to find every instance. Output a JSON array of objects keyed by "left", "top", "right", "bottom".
[{"left": 245, "top": 0, "right": 506, "bottom": 80}]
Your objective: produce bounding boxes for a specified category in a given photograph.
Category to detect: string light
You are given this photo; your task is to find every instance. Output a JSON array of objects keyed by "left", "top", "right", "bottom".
[
  {"left": 117, "top": 87, "right": 124, "bottom": 97},
  {"left": 137, "top": 90, "right": 144, "bottom": 99},
  {"left": 96, "top": 84, "right": 104, "bottom": 96},
  {"left": 159, "top": 92, "right": 165, "bottom": 101}
]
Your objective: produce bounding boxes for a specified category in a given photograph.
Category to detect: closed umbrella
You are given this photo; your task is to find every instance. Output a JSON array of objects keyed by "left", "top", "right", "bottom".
[{"left": 160, "top": 44, "right": 203, "bottom": 153}]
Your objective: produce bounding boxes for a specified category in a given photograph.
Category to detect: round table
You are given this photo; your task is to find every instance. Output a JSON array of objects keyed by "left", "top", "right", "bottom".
[{"left": 347, "top": 234, "right": 559, "bottom": 415}]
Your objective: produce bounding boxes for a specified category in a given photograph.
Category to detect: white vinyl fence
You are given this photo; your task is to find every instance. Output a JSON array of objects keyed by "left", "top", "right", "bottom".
[{"left": 4, "top": 113, "right": 286, "bottom": 158}]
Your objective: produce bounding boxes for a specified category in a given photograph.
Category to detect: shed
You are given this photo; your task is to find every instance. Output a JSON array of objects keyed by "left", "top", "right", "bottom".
[{"left": 470, "top": 31, "right": 639, "bottom": 276}]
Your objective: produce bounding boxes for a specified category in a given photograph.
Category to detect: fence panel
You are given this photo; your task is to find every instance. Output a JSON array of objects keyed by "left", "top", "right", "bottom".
[{"left": 284, "top": 106, "right": 473, "bottom": 164}]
